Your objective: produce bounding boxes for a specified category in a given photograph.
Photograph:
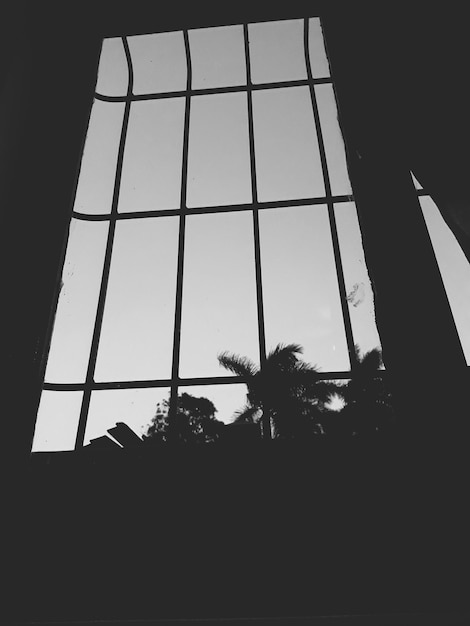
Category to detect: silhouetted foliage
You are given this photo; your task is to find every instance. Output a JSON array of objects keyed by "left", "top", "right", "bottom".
[
  {"left": 142, "top": 346, "right": 394, "bottom": 444},
  {"left": 218, "top": 343, "right": 395, "bottom": 439},
  {"left": 143, "top": 392, "right": 225, "bottom": 444},
  {"left": 218, "top": 343, "right": 336, "bottom": 438},
  {"left": 320, "top": 346, "right": 395, "bottom": 436}
]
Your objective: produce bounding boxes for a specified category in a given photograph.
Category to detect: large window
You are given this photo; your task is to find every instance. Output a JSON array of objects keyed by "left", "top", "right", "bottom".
[{"left": 32, "top": 16, "right": 386, "bottom": 451}]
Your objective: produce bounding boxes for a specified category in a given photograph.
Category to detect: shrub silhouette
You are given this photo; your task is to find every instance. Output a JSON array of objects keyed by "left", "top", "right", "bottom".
[{"left": 143, "top": 392, "right": 225, "bottom": 444}]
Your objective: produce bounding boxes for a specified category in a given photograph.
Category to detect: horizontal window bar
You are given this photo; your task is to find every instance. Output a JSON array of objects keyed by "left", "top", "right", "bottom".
[
  {"left": 72, "top": 195, "right": 354, "bottom": 221},
  {"left": 95, "top": 76, "right": 332, "bottom": 102},
  {"left": 43, "top": 370, "right": 386, "bottom": 391}
]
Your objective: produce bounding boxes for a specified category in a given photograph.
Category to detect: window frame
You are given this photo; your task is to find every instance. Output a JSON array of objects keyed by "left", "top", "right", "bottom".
[
  {"left": 3, "top": 4, "right": 469, "bottom": 460},
  {"left": 36, "top": 16, "right": 391, "bottom": 450}
]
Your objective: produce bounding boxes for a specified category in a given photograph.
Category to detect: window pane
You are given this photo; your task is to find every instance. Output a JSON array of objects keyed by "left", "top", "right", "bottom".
[
  {"left": 253, "top": 87, "right": 325, "bottom": 202},
  {"left": 180, "top": 384, "right": 249, "bottom": 425},
  {"left": 187, "top": 93, "right": 252, "bottom": 208},
  {"left": 411, "top": 171, "right": 423, "bottom": 190},
  {"left": 180, "top": 212, "right": 259, "bottom": 377},
  {"left": 308, "top": 18, "right": 330, "bottom": 79},
  {"left": 128, "top": 32, "right": 186, "bottom": 94},
  {"left": 334, "top": 202, "right": 382, "bottom": 357},
  {"left": 118, "top": 99, "right": 185, "bottom": 212},
  {"left": 248, "top": 19, "right": 306, "bottom": 84},
  {"left": 259, "top": 205, "right": 349, "bottom": 372},
  {"left": 189, "top": 25, "right": 246, "bottom": 89},
  {"left": 45, "top": 219, "right": 109, "bottom": 383},
  {"left": 32, "top": 391, "right": 83, "bottom": 452},
  {"left": 74, "top": 100, "right": 125, "bottom": 215},
  {"left": 420, "top": 196, "right": 470, "bottom": 364},
  {"left": 96, "top": 37, "right": 128, "bottom": 97},
  {"left": 85, "top": 388, "right": 170, "bottom": 445},
  {"left": 95, "top": 217, "right": 179, "bottom": 381},
  {"left": 316, "top": 83, "right": 352, "bottom": 196}
]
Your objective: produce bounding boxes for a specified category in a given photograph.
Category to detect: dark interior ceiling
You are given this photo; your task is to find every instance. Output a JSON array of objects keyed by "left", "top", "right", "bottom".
[{"left": 2, "top": 4, "right": 470, "bottom": 624}]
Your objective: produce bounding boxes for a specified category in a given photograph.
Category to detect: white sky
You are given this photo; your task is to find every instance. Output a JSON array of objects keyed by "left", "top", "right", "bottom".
[{"left": 32, "top": 18, "right": 469, "bottom": 451}]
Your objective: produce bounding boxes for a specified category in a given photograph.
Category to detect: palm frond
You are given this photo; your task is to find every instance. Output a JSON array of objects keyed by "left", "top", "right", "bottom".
[
  {"left": 231, "top": 404, "right": 262, "bottom": 424},
  {"left": 267, "top": 343, "right": 303, "bottom": 359},
  {"left": 217, "top": 351, "right": 258, "bottom": 378},
  {"left": 265, "top": 343, "right": 304, "bottom": 372},
  {"left": 359, "top": 347, "right": 383, "bottom": 372},
  {"left": 291, "top": 358, "right": 318, "bottom": 371},
  {"left": 288, "top": 361, "right": 319, "bottom": 386}
]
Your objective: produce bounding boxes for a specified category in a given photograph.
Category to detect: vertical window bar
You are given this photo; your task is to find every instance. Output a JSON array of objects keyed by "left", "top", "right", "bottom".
[
  {"left": 304, "top": 18, "right": 358, "bottom": 372},
  {"left": 168, "top": 29, "right": 192, "bottom": 441},
  {"left": 243, "top": 23, "right": 270, "bottom": 438},
  {"left": 74, "top": 37, "right": 134, "bottom": 449}
]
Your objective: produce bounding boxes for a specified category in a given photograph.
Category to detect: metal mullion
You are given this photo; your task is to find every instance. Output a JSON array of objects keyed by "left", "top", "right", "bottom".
[
  {"left": 243, "top": 23, "right": 270, "bottom": 440},
  {"left": 71, "top": 194, "right": 353, "bottom": 221},
  {"left": 304, "top": 18, "right": 358, "bottom": 373},
  {"left": 94, "top": 77, "right": 332, "bottom": 103},
  {"left": 185, "top": 195, "right": 352, "bottom": 214},
  {"left": 168, "top": 29, "right": 192, "bottom": 441},
  {"left": 46, "top": 367, "right": 384, "bottom": 393},
  {"left": 44, "top": 376, "right": 245, "bottom": 392},
  {"left": 74, "top": 37, "right": 134, "bottom": 450}
]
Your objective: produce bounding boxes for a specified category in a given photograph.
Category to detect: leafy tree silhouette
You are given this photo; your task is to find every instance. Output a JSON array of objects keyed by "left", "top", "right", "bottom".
[
  {"left": 143, "top": 392, "right": 225, "bottom": 444},
  {"left": 320, "top": 346, "right": 395, "bottom": 436},
  {"left": 218, "top": 343, "right": 335, "bottom": 438}
]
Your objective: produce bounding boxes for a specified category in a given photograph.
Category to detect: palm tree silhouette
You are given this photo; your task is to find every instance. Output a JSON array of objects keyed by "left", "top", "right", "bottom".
[{"left": 218, "top": 343, "right": 335, "bottom": 438}]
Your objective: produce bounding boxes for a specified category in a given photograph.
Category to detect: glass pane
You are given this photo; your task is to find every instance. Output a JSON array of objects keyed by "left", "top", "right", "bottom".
[
  {"left": 32, "top": 391, "right": 83, "bottom": 452},
  {"left": 187, "top": 93, "right": 252, "bottom": 208},
  {"left": 308, "top": 18, "right": 330, "bottom": 79},
  {"left": 189, "top": 25, "right": 246, "bottom": 89},
  {"left": 74, "top": 100, "right": 125, "bottom": 215},
  {"left": 95, "top": 217, "right": 179, "bottom": 381},
  {"left": 85, "top": 388, "right": 170, "bottom": 445},
  {"left": 180, "top": 212, "right": 259, "bottom": 377},
  {"left": 96, "top": 37, "right": 128, "bottom": 97},
  {"left": 334, "top": 202, "right": 382, "bottom": 358},
  {"left": 411, "top": 171, "right": 423, "bottom": 190},
  {"left": 259, "top": 205, "right": 349, "bottom": 372},
  {"left": 128, "top": 32, "right": 186, "bottom": 94},
  {"left": 45, "top": 219, "right": 109, "bottom": 383},
  {"left": 420, "top": 196, "right": 470, "bottom": 364},
  {"left": 248, "top": 19, "right": 307, "bottom": 84},
  {"left": 316, "top": 84, "right": 352, "bottom": 196},
  {"left": 118, "top": 99, "right": 185, "bottom": 212},
  {"left": 180, "top": 384, "right": 248, "bottom": 425},
  {"left": 253, "top": 87, "right": 325, "bottom": 202}
]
